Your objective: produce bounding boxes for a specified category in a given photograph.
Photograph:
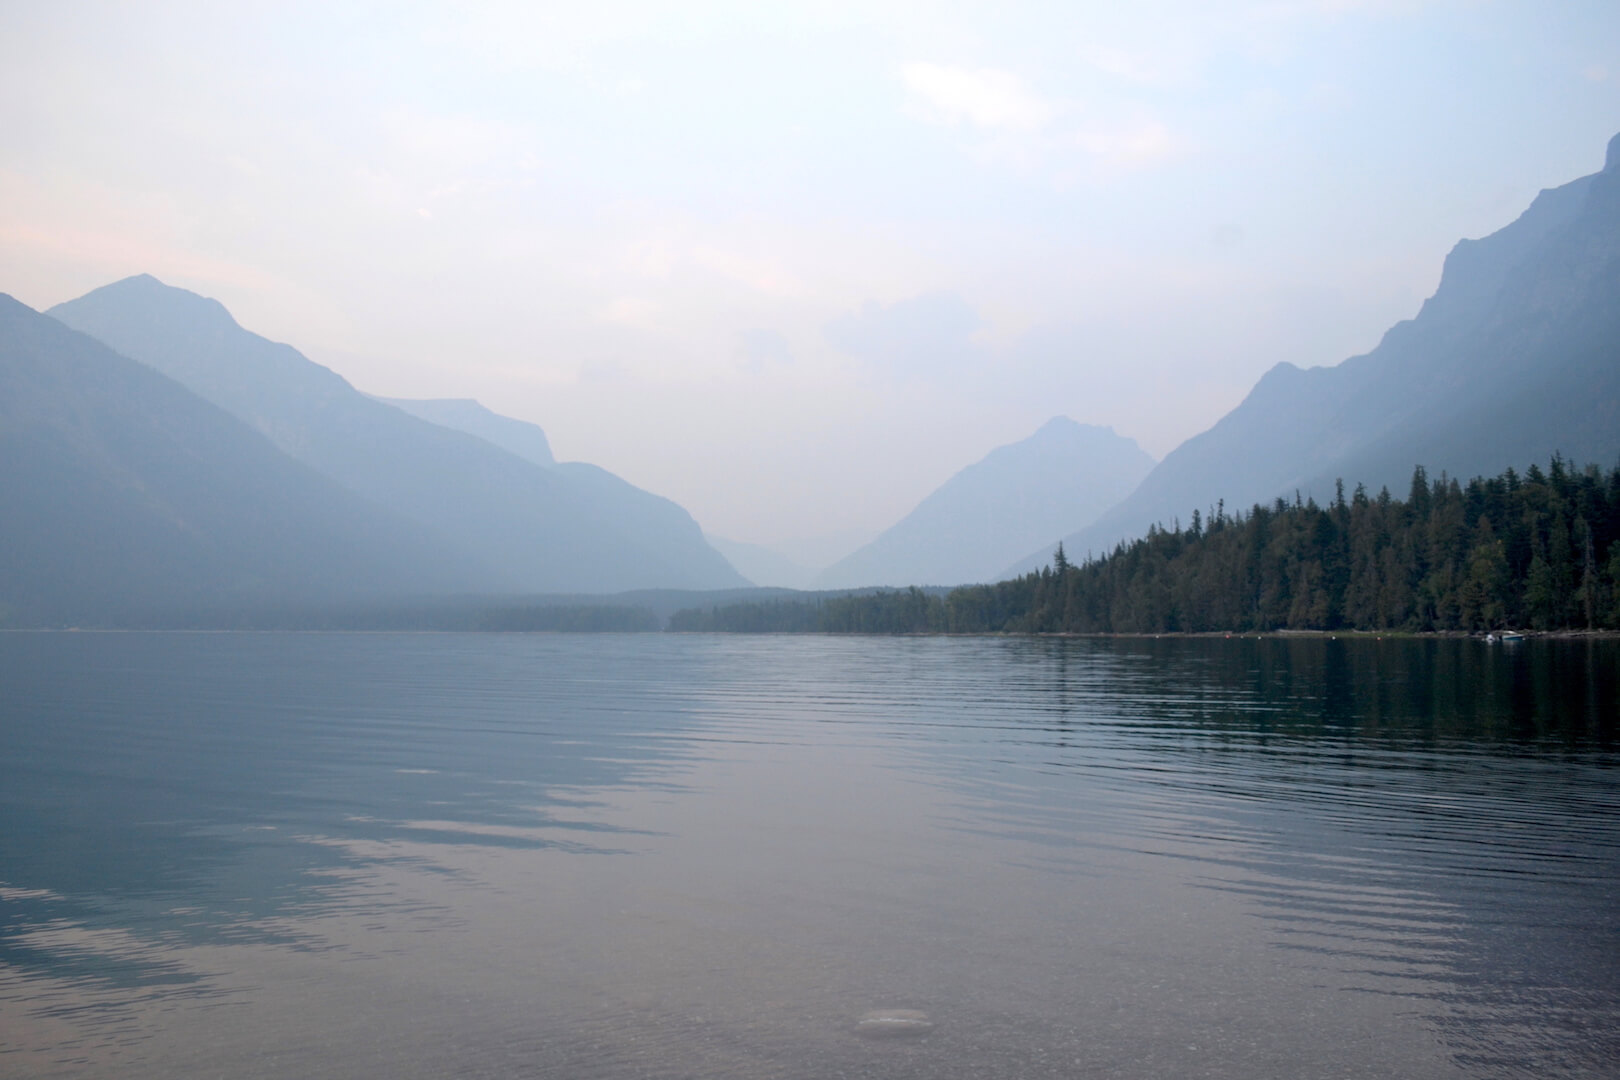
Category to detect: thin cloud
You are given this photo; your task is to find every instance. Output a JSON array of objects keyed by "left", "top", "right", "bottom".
[
  {"left": 901, "top": 60, "right": 1180, "bottom": 174},
  {"left": 901, "top": 63, "right": 1056, "bottom": 131}
]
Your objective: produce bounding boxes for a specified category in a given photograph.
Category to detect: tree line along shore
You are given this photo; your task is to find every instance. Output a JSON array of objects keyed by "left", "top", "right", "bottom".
[{"left": 669, "top": 458, "right": 1620, "bottom": 635}]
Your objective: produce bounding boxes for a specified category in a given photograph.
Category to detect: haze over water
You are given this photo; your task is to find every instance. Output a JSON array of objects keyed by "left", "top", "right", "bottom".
[{"left": 1, "top": 633, "right": 1616, "bottom": 1078}]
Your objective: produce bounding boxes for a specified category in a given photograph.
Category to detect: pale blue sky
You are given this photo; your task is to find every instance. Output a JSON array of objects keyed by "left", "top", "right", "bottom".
[{"left": 2, "top": 1, "right": 1617, "bottom": 552}]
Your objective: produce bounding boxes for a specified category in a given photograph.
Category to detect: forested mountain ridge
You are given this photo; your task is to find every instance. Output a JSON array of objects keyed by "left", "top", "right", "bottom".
[
  {"left": 0, "top": 294, "right": 480, "bottom": 624},
  {"left": 814, "top": 417, "right": 1154, "bottom": 589},
  {"left": 672, "top": 458, "right": 1620, "bottom": 634},
  {"left": 1004, "top": 131, "right": 1620, "bottom": 578},
  {"left": 49, "top": 275, "right": 747, "bottom": 593}
]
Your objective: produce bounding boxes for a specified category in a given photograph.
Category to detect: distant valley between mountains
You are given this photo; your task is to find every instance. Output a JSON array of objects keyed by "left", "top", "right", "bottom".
[
  {"left": 2, "top": 132, "right": 1617, "bottom": 628},
  {"left": 814, "top": 418, "right": 1154, "bottom": 589}
]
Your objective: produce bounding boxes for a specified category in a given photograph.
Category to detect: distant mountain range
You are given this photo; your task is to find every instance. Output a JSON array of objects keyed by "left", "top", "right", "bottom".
[
  {"left": 0, "top": 296, "right": 479, "bottom": 623},
  {"left": 7, "top": 132, "right": 1616, "bottom": 623},
  {"left": 815, "top": 418, "right": 1154, "bottom": 588},
  {"left": 47, "top": 276, "right": 746, "bottom": 596},
  {"left": 1, "top": 275, "right": 748, "bottom": 621},
  {"left": 375, "top": 393, "right": 753, "bottom": 595},
  {"left": 1005, "top": 130, "right": 1620, "bottom": 576}
]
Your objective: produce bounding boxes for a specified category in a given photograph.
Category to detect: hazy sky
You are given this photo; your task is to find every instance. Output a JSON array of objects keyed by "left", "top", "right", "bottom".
[{"left": 3, "top": 2, "right": 1618, "bottom": 555}]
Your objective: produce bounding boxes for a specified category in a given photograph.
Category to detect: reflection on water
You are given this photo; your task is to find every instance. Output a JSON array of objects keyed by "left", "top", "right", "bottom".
[{"left": 0, "top": 633, "right": 1616, "bottom": 1078}]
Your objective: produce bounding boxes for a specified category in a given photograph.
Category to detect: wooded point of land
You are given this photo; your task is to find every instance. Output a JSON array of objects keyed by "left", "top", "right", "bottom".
[{"left": 671, "top": 458, "right": 1620, "bottom": 634}]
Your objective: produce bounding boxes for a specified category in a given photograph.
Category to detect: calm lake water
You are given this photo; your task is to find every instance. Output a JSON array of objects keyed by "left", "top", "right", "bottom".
[{"left": 1, "top": 633, "right": 1617, "bottom": 1079}]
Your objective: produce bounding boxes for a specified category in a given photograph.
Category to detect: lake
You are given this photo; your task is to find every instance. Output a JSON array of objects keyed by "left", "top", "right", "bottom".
[{"left": 1, "top": 632, "right": 1616, "bottom": 1078}]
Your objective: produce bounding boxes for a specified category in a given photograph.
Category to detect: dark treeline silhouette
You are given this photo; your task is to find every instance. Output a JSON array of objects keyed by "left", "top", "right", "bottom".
[{"left": 669, "top": 458, "right": 1620, "bottom": 634}]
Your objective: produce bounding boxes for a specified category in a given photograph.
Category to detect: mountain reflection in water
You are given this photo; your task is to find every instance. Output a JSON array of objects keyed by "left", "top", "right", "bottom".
[{"left": 0, "top": 633, "right": 1615, "bottom": 1079}]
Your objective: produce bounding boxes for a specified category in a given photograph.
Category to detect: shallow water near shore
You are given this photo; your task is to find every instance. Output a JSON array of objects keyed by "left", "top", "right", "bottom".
[{"left": 1, "top": 632, "right": 1616, "bottom": 1078}]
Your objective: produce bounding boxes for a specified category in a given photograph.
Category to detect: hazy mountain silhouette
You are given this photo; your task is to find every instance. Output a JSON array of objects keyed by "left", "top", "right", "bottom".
[
  {"left": 0, "top": 295, "right": 482, "bottom": 624},
  {"left": 378, "top": 396, "right": 555, "bottom": 468},
  {"left": 704, "top": 535, "right": 817, "bottom": 589},
  {"left": 49, "top": 276, "right": 747, "bottom": 593},
  {"left": 816, "top": 418, "right": 1154, "bottom": 588},
  {"left": 379, "top": 396, "right": 751, "bottom": 590},
  {"left": 1005, "top": 131, "right": 1620, "bottom": 577}
]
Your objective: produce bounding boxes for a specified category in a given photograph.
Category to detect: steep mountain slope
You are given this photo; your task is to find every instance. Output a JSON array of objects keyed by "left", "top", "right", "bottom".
[
  {"left": 815, "top": 418, "right": 1154, "bottom": 588},
  {"left": 378, "top": 396, "right": 555, "bottom": 468},
  {"left": 1006, "top": 132, "right": 1620, "bottom": 576},
  {"left": 379, "top": 394, "right": 750, "bottom": 590},
  {"left": 0, "top": 295, "right": 481, "bottom": 623},
  {"left": 50, "top": 277, "right": 746, "bottom": 593}
]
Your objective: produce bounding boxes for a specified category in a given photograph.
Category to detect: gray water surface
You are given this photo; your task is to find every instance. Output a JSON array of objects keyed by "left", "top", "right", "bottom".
[{"left": 1, "top": 633, "right": 1616, "bottom": 1078}]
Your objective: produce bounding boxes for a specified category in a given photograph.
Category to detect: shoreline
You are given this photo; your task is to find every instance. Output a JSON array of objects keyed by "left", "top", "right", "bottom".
[
  {"left": 5, "top": 626, "right": 1618, "bottom": 640},
  {"left": 1018, "top": 628, "right": 1620, "bottom": 641}
]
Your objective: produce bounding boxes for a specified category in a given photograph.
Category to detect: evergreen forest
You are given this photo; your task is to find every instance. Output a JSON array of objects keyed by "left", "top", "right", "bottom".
[{"left": 669, "top": 458, "right": 1620, "bottom": 635}]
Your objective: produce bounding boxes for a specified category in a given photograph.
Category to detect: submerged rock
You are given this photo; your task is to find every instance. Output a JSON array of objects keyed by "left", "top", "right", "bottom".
[{"left": 855, "top": 1009, "right": 934, "bottom": 1038}]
